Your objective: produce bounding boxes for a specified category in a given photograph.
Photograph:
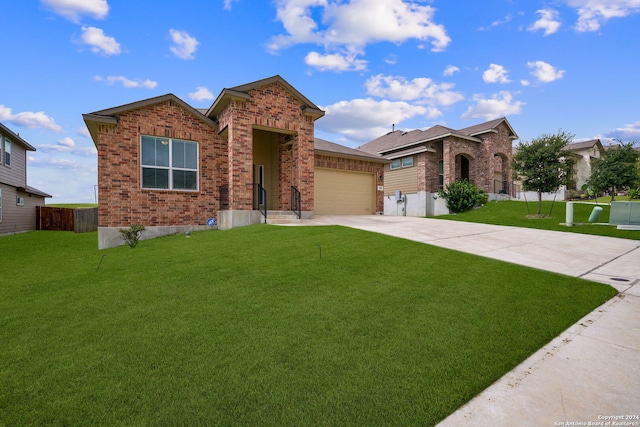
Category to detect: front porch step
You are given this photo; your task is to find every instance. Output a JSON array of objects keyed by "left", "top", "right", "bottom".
[{"left": 264, "top": 210, "right": 301, "bottom": 225}]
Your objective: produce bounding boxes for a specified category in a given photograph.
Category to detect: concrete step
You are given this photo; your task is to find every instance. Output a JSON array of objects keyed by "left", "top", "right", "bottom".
[{"left": 265, "top": 211, "right": 301, "bottom": 225}]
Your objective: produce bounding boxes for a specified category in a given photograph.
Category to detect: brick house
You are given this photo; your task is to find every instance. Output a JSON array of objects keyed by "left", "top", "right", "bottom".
[
  {"left": 84, "top": 75, "right": 386, "bottom": 249},
  {"left": 357, "top": 118, "right": 519, "bottom": 216},
  {"left": 0, "top": 122, "right": 51, "bottom": 236}
]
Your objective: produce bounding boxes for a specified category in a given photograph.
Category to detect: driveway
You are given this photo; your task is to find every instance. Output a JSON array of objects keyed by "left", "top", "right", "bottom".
[{"left": 298, "top": 215, "right": 640, "bottom": 426}]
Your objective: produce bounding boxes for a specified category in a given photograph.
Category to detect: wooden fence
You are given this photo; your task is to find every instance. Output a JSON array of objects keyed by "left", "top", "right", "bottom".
[{"left": 36, "top": 207, "right": 98, "bottom": 233}]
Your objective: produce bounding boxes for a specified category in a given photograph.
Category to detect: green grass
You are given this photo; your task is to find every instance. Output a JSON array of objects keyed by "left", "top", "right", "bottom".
[
  {"left": 0, "top": 227, "right": 616, "bottom": 426},
  {"left": 435, "top": 200, "right": 640, "bottom": 240}
]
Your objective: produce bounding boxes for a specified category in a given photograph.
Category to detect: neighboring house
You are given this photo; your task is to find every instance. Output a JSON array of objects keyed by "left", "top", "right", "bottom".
[
  {"left": 357, "top": 118, "right": 519, "bottom": 216},
  {"left": 565, "top": 139, "right": 604, "bottom": 192},
  {"left": 84, "top": 75, "right": 387, "bottom": 249},
  {"left": 0, "top": 122, "right": 51, "bottom": 236}
]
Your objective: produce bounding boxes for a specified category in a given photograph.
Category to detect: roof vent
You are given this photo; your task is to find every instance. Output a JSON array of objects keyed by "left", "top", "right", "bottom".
[{"left": 401, "top": 132, "right": 408, "bottom": 136}]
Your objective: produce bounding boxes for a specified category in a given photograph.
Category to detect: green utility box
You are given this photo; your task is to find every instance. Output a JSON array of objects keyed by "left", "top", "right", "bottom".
[
  {"left": 609, "top": 201, "right": 640, "bottom": 226},
  {"left": 588, "top": 206, "right": 603, "bottom": 223}
]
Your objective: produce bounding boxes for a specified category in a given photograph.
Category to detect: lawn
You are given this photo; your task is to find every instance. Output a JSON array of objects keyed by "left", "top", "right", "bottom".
[
  {"left": 0, "top": 227, "right": 617, "bottom": 426},
  {"left": 435, "top": 199, "right": 640, "bottom": 240}
]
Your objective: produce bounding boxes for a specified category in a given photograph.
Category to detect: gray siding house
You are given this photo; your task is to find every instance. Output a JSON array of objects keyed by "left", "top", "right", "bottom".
[{"left": 0, "top": 122, "right": 51, "bottom": 235}]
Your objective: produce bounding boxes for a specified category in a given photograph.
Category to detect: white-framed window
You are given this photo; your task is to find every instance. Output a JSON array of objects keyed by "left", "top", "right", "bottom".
[
  {"left": 141, "top": 136, "right": 198, "bottom": 190},
  {"left": 4, "top": 138, "right": 10, "bottom": 166},
  {"left": 390, "top": 156, "right": 414, "bottom": 170}
]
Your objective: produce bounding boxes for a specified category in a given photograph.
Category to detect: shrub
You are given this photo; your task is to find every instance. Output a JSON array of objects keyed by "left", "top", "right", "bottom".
[
  {"left": 119, "top": 224, "right": 145, "bottom": 248},
  {"left": 438, "top": 180, "right": 487, "bottom": 214},
  {"left": 629, "top": 188, "right": 640, "bottom": 200}
]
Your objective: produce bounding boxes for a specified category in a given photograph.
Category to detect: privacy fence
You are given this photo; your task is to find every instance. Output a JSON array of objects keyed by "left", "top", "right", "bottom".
[{"left": 36, "top": 207, "right": 98, "bottom": 233}]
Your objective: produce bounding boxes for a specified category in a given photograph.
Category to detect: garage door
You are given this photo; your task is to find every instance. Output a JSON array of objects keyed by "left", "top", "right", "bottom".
[{"left": 314, "top": 168, "right": 375, "bottom": 215}]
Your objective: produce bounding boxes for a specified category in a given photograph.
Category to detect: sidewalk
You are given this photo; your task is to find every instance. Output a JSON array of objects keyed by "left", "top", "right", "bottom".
[{"left": 298, "top": 216, "right": 640, "bottom": 426}]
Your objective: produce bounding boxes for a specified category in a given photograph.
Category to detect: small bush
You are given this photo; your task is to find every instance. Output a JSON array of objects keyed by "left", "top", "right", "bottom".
[
  {"left": 629, "top": 188, "right": 640, "bottom": 200},
  {"left": 438, "top": 180, "right": 487, "bottom": 214},
  {"left": 119, "top": 224, "right": 145, "bottom": 248}
]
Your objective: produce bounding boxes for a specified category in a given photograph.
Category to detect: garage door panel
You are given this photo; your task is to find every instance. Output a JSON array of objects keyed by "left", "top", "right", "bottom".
[{"left": 315, "top": 168, "right": 375, "bottom": 215}]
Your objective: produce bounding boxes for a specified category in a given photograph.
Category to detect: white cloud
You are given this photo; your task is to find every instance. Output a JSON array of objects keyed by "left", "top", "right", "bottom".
[
  {"left": 41, "top": 0, "right": 109, "bottom": 22},
  {"left": 169, "top": 29, "right": 199, "bottom": 60},
  {"left": 478, "top": 14, "right": 513, "bottom": 30},
  {"left": 77, "top": 127, "right": 91, "bottom": 138},
  {"left": 188, "top": 86, "right": 215, "bottom": 102},
  {"left": 462, "top": 91, "right": 524, "bottom": 120},
  {"left": 566, "top": 0, "right": 640, "bottom": 32},
  {"left": 443, "top": 65, "right": 460, "bottom": 76},
  {"left": 223, "top": 0, "right": 238, "bottom": 10},
  {"left": 80, "top": 26, "right": 121, "bottom": 55},
  {"left": 94, "top": 75, "right": 157, "bottom": 88},
  {"left": 603, "top": 121, "right": 640, "bottom": 141},
  {"left": 305, "top": 50, "right": 367, "bottom": 71},
  {"left": 520, "top": 79, "right": 531, "bottom": 86},
  {"left": 38, "top": 137, "right": 97, "bottom": 157},
  {"left": 365, "top": 74, "right": 464, "bottom": 107},
  {"left": 268, "top": 0, "right": 450, "bottom": 55},
  {"left": 0, "top": 104, "right": 63, "bottom": 132},
  {"left": 482, "top": 64, "right": 511, "bottom": 84},
  {"left": 527, "top": 60, "right": 565, "bottom": 83},
  {"left": 528, "top": 9, "right": 561, "bottom": 36},
  {"left": 316, "top": 98, "right": 432, "bottom": 142}
]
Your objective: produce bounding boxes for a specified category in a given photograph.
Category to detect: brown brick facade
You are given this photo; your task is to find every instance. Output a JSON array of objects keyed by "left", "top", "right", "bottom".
[{"left": 95, "top": 100, "right": 226, "bottom": 228}]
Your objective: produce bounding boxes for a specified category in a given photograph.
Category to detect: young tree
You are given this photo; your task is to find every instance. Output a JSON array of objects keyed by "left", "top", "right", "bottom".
[
  {"left": 511, "top": 130, "right": 575, "bottom": 215},
  {"left": 588, "top": 142, "right": 640, "bottom": 201}
]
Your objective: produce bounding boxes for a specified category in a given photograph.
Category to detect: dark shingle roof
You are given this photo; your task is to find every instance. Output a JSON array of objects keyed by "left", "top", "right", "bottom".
[
  {"left": 358, "top": 117, "right": 518, "bottom": 156},
  {"left": 315, "top": 138, "right": 388, "bottom": 163}
]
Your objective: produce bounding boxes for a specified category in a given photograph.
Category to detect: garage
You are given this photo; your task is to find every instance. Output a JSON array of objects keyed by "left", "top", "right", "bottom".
[{"left": 314, "top": 168, "right": 375, "bottom": 215}]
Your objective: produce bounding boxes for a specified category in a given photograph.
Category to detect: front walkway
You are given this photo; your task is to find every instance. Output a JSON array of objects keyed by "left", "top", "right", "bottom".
[{"left": 294, "top": 215, "right": 640, "bottom": 426}]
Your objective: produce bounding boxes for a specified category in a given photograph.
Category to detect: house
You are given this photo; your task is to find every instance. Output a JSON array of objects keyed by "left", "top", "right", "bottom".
[
  {"left": 565, "top": 139, "right": 604, "bottom": 192},
  {"left": 0, "top": 122, "right": 51, "bottom": 236},
  {"left": 357, "top": 118, "right": 519, "bottom": 216},
  {"left": 84, "top": 75, "right": 387, "bottom": 249}
]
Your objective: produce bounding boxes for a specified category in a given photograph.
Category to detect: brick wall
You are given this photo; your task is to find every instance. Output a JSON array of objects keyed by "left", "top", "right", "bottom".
[
  {"left": 217, "top": 82, "right": 317, "bottom": 212},
  {"left": 95, "top": 100, "right": 226, "bottom": 227}
]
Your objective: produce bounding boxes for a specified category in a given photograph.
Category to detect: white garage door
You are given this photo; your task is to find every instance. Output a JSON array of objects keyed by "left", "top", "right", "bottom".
[{"left": 314, "top": 168, "right": 375, "bottom": 215}]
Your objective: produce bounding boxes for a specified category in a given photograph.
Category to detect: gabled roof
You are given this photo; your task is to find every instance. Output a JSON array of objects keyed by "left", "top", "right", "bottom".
[
  {"left": 357, "top": 117, "right": 518, "bottom": 156},
  {"left": 457, "top": 117, "right": 518, "bottom": 139},
  {"left": 83, "top": 93, "right": 217, "bottom": 143},
  {"left": 314, "top": 138, "right": 388, "bottom": 163},
  {"left": 206, "top": 75, "right": 325, "bottom": 120},
  {"left": 0, "top": 122, "right": 36, "bottom": 151},
  {"left": 566, "top": 139, "right": 602, "bottom": 151}
]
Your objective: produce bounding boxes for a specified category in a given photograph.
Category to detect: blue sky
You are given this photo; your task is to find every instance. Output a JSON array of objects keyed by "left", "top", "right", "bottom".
[{"left": 1, "top": 0, "right": 639, "bottom": 203}]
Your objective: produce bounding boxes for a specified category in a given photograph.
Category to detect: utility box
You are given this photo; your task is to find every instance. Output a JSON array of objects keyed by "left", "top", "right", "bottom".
[
  {"left": 588, "top": 206, "right": 603, "bottom": 223},
  {"left": 610, "top": 201, "right": 640, "bottom": 226}
]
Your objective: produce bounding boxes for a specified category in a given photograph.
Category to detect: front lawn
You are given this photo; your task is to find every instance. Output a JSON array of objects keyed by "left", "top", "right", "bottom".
[
  {"left": 435, "top": 200, "right": 640, "bottom": 240},
  {"left": 0, "top": 227, "right": 616, "bottom": 425}
]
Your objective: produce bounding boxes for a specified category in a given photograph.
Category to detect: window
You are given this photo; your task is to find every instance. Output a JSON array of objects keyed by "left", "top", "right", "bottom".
[
  {"left": 141, "top": 136, "right": 198, "bottom": 190},
  {"left": 4, "top": 138, "right": 10, "bottom": 166},
  {"left": 402, "top": 156, "right": 414, "bottom": 168},
  {"left": 390, "top": 156, "right": 413, "bottom": 170}
]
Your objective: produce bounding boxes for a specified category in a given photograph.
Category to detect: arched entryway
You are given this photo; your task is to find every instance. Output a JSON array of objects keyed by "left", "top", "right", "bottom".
[{"left": 455, "top": 153, "right": 473, "bottom": 183}]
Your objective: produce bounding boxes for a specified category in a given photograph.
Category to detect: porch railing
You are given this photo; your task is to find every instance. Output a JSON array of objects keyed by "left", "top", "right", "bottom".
[
  {"left": 493, "top": 180, "right": 520, "bottom": 197},
  {"left": 290, "top": 186, "right": 301, "bottom": 219},
  {"left": 253, "top": 183, "right": 267, "bottom": 221}
]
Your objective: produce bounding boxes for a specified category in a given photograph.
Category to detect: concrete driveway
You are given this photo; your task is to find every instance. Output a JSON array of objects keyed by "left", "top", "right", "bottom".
[{"left": 297, "top": 215, "right": 640, "bottom": 426}]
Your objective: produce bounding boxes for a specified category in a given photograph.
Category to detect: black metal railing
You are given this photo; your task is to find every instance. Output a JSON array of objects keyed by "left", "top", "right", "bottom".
[
  {"left": 253, "top": 183, "right": 267, "bottom": 221},
  {"left": 291, "top": 186, "right": 301, "bottom": 219},
  {"left": 492, "top": 180, "right": 520, "bottom": 197}
]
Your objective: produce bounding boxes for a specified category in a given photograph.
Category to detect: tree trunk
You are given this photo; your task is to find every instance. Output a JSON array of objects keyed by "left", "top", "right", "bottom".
[
  {"left": 610, "top": 187, "right": 616, "bottom": 202},
  {"left": 537, "top": 191, "right": 542, "bottom": 215}
]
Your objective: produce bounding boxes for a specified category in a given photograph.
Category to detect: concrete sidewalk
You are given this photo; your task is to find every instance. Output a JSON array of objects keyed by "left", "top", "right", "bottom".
[{"left": 294, "top": 215, "right": 640, "bottom": 426}]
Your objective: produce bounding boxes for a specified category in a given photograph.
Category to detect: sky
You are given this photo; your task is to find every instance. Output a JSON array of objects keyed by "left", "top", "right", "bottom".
[{"left": 1, "top": 0, "right": 640, "bottom": 203}]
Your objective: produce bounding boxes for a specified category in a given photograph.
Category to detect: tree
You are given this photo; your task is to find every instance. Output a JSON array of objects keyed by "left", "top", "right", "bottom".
[
  {"left": 511, "top": 130, "right": 575, "bottom": 215},
  {"left": 588, "top": 142, "right": 640, "bottom": 201}
]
